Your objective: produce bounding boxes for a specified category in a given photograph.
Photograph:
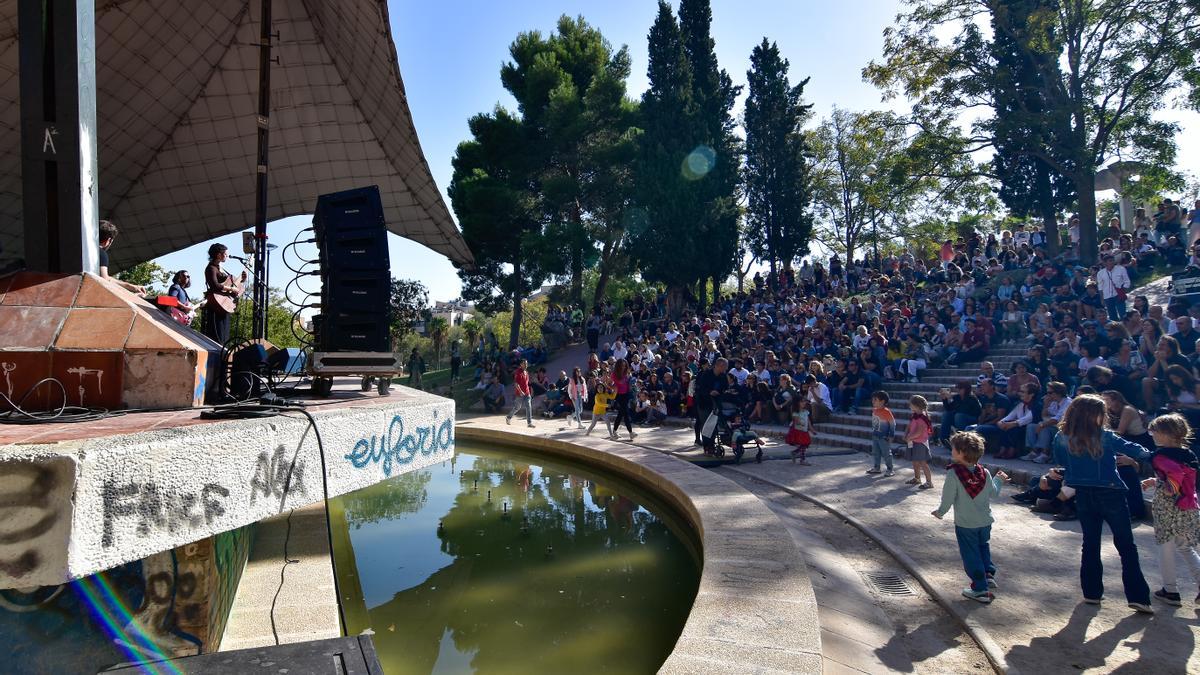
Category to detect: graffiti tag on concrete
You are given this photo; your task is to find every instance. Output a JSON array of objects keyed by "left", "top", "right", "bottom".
[
  {"left": 0, "top": 460, "right": 71, "bottom": 581},
  {"left": 249, "top": 445, "right": 307, "bottom": 505},
  {"left": 345, "top": 414, "right": 454, "bottom": 476},
  {"left": 101, "top": 479, "right": 229, "bottom": 548}
]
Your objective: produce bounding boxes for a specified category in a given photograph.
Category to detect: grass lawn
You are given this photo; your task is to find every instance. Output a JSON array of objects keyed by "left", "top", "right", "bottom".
[{"left": 390, "top": 365, "right": 482, "bottom": 409}]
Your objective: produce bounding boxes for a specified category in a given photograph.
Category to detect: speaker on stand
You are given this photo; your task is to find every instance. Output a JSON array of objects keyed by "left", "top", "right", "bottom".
[{"left": 309, "top": 186, "right": 400, "bottom": 396}]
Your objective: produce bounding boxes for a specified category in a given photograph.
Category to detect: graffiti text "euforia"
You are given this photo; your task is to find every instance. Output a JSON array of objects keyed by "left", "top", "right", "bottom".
[
  {"left": 102, "top": 479, "right": 228, "bottom": 548},
  {"left": 345, "top": 414, "right": 453, "bottom": 476}
]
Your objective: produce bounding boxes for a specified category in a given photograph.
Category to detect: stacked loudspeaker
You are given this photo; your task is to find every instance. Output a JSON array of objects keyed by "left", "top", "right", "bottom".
[{"left": 313, "top": 186, "right": 392, "bottom": 352}]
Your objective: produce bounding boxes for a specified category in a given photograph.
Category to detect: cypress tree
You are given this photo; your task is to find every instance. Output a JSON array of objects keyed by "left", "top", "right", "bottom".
[
  {"left": 630, "top": 1, "right": 706, "bottom": 316},
  {"left": 679, "top": 0, "right": 741, "bottom": 304},
  {"left": 744, "top": 38, "right": 813, "bottom": 277}
]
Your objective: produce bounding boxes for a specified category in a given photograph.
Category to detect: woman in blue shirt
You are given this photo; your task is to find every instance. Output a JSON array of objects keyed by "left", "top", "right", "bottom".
[{"left": 1052, "top": 395, "right": 1153, "bottom": 612}]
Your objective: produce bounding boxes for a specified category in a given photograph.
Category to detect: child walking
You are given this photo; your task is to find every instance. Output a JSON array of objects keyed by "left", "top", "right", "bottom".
[
  {"left": 932, "top": 431, "right": 1009, "bottom": 604},
  {"left": 1141, "top": 414, "right": 1200, "bottom": 606},
  {"left": 788, "top": 398, "right": 814, "bottom": 465},
  {"left": 905, "top": 395, "right": 935, "bottom": 489},
  {"left": 586, "top": 383, "right": 614, "bottom": 438},
  {"left": 868, "top": 391, "right": 896, "bottom": 476}
]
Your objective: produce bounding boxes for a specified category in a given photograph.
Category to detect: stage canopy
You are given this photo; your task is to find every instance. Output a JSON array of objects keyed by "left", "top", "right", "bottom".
[{"left": 0, "top": 0, "right": 473, "bottom": 270}]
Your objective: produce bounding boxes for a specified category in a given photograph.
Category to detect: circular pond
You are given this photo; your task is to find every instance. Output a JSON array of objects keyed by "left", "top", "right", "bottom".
[{"left": 328, "top": 441, "right": 701, "bottom": 674}]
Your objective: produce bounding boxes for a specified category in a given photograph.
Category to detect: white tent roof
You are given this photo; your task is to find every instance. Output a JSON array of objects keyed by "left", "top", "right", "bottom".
[{"left": 0, "top": 0, "right": 473, "bottom": 270}]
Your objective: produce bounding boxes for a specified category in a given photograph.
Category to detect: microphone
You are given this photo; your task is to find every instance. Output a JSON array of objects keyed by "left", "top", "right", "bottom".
[{"left": 230, "top": 255, "right": 249, "bottom": 263}]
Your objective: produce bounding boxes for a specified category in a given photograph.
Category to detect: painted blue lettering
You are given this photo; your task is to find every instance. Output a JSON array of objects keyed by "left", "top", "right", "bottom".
[{"left": 344, "top": 414, "right": 454, "bottom": 476}]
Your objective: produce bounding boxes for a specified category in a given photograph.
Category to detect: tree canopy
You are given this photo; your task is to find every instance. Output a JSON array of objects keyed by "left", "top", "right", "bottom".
[{"left": 866, "top": 0, "right": 1200, "bottom": 264}]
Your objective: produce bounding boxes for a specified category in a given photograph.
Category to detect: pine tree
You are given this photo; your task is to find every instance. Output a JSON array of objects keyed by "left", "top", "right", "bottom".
[{"left": 743, "top": 38, "right": 813, "bottom": 277}]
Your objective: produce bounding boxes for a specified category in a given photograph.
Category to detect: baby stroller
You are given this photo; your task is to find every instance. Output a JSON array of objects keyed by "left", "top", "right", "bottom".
[
  {"left": 731, "top": 421, "right": 765, "bottom": 464},
  {"left": 703, "top": 398, "right": 761, "bottom": 462}
]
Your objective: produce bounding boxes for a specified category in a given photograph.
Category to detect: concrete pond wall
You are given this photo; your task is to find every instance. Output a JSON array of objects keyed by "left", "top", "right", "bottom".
[{"left": 0, "top": 388, "right": 454, "bottom": 673}]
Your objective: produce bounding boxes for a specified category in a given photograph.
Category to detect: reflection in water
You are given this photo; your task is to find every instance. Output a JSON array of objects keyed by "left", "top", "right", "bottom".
[{"left": 330, "top": 444, "right": 700, "bottom": 674}]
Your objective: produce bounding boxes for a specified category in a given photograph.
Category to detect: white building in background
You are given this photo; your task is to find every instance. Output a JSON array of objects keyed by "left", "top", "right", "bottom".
[
  {"left": 414, "top": 300, "right": 474, "bottom": 334},
  {"left": 432, "top": 300, "right": 474, "bottom": 326}
]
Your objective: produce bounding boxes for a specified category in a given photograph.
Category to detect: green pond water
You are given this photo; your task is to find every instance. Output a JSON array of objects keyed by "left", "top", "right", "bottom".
[{"left": 329, "top": 442, "right": 701, "bottom": 675}]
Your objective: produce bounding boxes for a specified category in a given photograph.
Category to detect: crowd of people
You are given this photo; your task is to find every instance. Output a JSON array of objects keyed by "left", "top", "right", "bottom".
[{"left": 481, "top": 209, "right": 1200, "bottom": 610}]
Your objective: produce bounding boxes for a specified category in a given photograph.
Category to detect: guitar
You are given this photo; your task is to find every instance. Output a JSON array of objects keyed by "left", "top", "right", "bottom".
[{"left": 205, "top": 270, "right": 245, "bottom": 315}]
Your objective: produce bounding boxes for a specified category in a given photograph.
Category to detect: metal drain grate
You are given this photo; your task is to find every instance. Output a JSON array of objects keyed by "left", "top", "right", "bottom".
[{"left": 864, "top": 572, "right": 916, "bottom": 597}]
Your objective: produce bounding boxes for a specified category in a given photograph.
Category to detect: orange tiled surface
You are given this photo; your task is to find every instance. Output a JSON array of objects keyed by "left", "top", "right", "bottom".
[
  {"left": 54, "top": 307, "right": 136, "bottom": 350},
  {"left": 1, "top": 272, "right": 81, "bottom": 307},
  {"left": 0, "top": 352, "right": 53, "bottom": 411},
  {"left": 0, "top": 306, "right": 69, "bottom": 350},
  {"left": 0, "top": 271, "right": 216, "bottom": 414},
  {"left": 74, "top": 274, "right": 135, "bottom": 308},
  {"left": 124, "top": 314, "right": 187, "bottom": 350},
  {"left": 50, "top": 351, "right": 124, "bottom": 409}
]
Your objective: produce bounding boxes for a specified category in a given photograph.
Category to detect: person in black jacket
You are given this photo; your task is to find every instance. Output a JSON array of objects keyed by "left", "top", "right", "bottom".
[
  {"left": 938, "top": 381, "right": 982, "bottom": 446},
  {"left": 694, "top": 358, "right": 728, "bottom": 449}
]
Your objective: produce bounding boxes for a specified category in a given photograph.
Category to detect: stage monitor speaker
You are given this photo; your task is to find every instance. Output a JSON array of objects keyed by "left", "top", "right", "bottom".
[
  {"left": 268, "top": 347, "right": 307, "bottom": 377},
  {"left": 230, "top": 344, "right": 270, "bottom": 399},
  {"left": 314, "top": 185, "right": 386, "bottom": 236}
]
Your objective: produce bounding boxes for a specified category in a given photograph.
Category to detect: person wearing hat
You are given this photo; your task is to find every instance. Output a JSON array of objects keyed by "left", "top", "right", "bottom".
[{"left": 1095, "top": 254, "right": 1131, "bottom": 322}]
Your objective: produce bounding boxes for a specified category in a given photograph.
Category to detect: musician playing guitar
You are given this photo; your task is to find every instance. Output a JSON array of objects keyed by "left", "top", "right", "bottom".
[{"left": 202, "top": 243, "right": 246, "bottom": 345}]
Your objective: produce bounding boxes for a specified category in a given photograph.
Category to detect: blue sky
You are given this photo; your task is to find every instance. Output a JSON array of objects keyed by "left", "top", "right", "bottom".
[{"left": 152, "top": 0, "right": 1198, "bottom": 303}]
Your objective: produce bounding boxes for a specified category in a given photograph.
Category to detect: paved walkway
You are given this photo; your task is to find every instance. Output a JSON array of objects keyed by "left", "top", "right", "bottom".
[{"left": 721, "top": 446, "right": 1199, "bottom": 674}]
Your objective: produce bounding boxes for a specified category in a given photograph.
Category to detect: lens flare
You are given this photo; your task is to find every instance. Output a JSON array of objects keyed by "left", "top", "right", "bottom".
[
  {"left": 72, "top": 570, "right": 185, "bottom": 675},
  {"left": 681, "top": 145, "right": 715, "bottom": 181}
]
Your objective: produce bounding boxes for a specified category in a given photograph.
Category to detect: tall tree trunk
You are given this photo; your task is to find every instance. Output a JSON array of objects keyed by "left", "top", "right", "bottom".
[
  {"left": 570, "top": 243, "right": 584, "bottom": 307},
  {"left": 593, "top": 264, "right": 611, "bottom": 309},
  {"left": 509, "top": 262, "right": 523, "bottom": 350},
  {"left": 666, "top": 285, "right": 686, "bottom": 319},
  {"left": 1076, "top": 174, "right": 1099, "bottom": 266},
  {"left": 1036, "top": 163, "right": 1060, "bottom": 258},
  {"left": 696, "top": 279, "right": 707, "bottom": 317},
  {"left": 711, "top": 274, "right": 720, "bottom": 306}
]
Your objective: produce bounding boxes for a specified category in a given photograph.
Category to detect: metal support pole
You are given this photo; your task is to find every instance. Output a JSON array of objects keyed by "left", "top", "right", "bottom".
[
  {"left": 251, "top": 0, "right": 274, "bottom": 341},
  {"left": 18, "top": 0, "right": 100, "bottom": 275}
]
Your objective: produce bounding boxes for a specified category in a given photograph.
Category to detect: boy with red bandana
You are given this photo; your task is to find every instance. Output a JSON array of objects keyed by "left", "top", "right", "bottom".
[{"left": 932, "top": 431, "right": 1010, "bottom": 603}]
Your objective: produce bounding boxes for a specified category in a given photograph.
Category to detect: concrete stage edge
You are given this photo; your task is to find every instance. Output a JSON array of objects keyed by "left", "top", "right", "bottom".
[{"left": 0, "top": 385, "right": 454, "bottom": 590}]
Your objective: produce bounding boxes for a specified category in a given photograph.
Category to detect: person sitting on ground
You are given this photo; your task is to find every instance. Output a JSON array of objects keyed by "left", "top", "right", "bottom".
[
  {"left": 1005, "top": 360, "right": 1041, "bottom": 399},
  {"left": 1142, "top": 335, "right": 1192, "bottom": 410},
  {"left": 976, "top": 361, "right": 1009, "bottom": 391},
  {"left": 804, "top": 374, "right": 833, "bottom": 424},
  {"left": 1164, "top": 364, "right": 1200, "bottom": 430},
  {"left": 772, "top": 374, "right": 797, "bottom": 425},
  {"left": 530, "top": 367, "right": 550, "bottom": 397},
  {"left": 482, "top": 379, "right": 506, "bottom": 413},
  {"left": 1011, "top": 467, "right": 1079, "bottom": 521}
]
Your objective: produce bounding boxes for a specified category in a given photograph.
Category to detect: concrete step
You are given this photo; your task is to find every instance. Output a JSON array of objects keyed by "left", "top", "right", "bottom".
[{"left": 830, "top": 411, "right": 945, "bottom": 427}]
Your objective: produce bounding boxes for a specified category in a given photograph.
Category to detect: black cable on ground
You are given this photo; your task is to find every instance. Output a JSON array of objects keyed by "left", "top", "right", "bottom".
[{"left": 0, "top": 378, "right": 117, "bottom": 425}]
